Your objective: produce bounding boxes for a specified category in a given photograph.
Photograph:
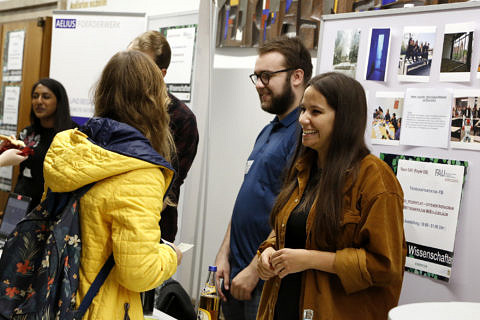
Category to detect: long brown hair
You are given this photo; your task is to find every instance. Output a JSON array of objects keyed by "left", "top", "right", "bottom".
[
  {"left": 270, "top": 72, "right": 370, "bottom": 249},
  {"left": 94, "top": 50, "right": 174, "bottom": 161}
]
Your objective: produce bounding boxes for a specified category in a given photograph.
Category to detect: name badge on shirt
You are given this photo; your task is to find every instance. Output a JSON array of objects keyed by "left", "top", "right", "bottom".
[
  {"left": 245, "top": 160, "right": 254, "bottom": 175},
  {"left": 23, "top": 167, "right": 32, "bottom": 178}
]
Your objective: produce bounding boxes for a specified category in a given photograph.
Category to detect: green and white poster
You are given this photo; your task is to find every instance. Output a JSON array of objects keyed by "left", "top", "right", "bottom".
[
  {"left": 160, "top": 24, "right": 197, "bottom": 102},
  {"left": 381, "top": 153, "right": 467, "bottom": 282}
]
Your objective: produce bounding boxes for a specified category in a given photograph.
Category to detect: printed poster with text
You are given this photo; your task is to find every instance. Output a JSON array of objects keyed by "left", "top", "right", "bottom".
[
  {"left": 381, "top": 153, "right": 467, "bottom": 282},
  {"left": 160, "top": 25, "right": 197, "bottom": 102},
  {"left": 400, "top": 88, "right": 452, "bottom": 148}
]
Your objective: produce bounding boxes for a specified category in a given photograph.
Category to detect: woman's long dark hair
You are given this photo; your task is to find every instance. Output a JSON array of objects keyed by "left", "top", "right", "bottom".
[
  {"left": 270, "top": 72, "right": 370, "bottom": 250},
  {"left": 30, "top": 78, "right": 73, "bottom": 133}
]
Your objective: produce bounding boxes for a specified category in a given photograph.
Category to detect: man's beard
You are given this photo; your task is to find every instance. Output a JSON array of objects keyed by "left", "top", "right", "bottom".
[{"left": 261, "top": 79, "right": 295, "bottom": 116}]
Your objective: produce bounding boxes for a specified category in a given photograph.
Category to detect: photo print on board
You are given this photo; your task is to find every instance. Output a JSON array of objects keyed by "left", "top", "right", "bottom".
[
  {"left": 398, "top": 26, "right": 436, "bottom": 82},
  {"left": 371, "top": 91, "right": 404, "bottom": 145},
  {"left": 440, "top": 23, "right": 475, "bottom": 82},
  {"left": 365, "top": 28, "right": 391, "bottom": 82},
  {"left": 333, "top": 29, "right": 361, "bottom": 78},
  {"left": 450, "top": 90, "right": 480, "bottom": 150}
]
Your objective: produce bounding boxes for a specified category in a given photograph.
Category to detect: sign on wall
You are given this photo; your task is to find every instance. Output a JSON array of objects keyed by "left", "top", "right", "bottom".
[
  {"left": 381, "top": 153, "right": 467, "bottom": 282},
  {"left": 50, "top": 11, "right": 146, "bottom": 124},
  {"left": 2, "top": 30, "right": 25, "bottom": 83},
  {"left": 160, "top": 25, "right": 197, "bottom": 102}
]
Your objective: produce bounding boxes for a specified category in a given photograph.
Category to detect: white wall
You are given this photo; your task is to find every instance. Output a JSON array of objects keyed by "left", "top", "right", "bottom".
[{"left": 200, "top": 52, "right": 274, "bottom": 283}]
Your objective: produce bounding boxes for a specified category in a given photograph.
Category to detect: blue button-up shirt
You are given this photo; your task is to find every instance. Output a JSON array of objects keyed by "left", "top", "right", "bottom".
[{"left": 229, "top": 108, "right": 300, "bottom": 280}]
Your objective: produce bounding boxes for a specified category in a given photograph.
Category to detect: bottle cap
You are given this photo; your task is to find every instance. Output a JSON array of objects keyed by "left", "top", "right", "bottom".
[{"left": 208, "top": 266, "right": 217, "bottom": 272}]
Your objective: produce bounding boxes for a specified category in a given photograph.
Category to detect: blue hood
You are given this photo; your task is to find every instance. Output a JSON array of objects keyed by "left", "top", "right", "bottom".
[{"left": 81, "top": 117, "right": 174, "bottom": 173}]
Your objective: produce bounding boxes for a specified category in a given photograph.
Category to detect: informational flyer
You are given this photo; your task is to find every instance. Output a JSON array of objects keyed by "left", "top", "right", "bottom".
[
  {"left": 2, "top": 30, "right": 25, "bottom": 82},
  {"left": 161, "top": 25, "right": 197, "bottom": 102},
  {"left": 2, "top": 86, "right": 20, "bottom": 124},
  {"left": 381, "top": 153, "right": 467, "bottom": 282},
  {"left": 400, "top": 88, "right": 452, "bottom": 148},
  {"left": 6, "top": 30, "right": 25, "bottom": 71}
]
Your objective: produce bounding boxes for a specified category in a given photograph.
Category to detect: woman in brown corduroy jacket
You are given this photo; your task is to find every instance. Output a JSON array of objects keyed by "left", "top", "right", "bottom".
[{"left": 256, "top": 72, "right": 406, "bottom": 320}]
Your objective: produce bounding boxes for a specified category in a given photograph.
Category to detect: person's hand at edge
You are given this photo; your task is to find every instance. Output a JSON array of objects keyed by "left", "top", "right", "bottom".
[
  {"left": 215, "top": 250, "right": 230, "bottom": 302},
  {"left": 0, "top": 148, "right": 28, "bottom": 167},
  {"left": 230, "top": 258, "right": 259, "bottom": 301}
]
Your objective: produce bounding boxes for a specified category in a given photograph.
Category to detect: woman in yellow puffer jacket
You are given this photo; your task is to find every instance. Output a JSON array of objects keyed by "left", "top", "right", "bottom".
[{"left": 43, "top": 50, "right": 182, "bottom": 319}]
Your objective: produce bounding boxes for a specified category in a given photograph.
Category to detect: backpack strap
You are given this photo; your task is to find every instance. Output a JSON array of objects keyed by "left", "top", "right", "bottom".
[
  {"left": 73, "top": 183, "right": 96, "bottom": 199},
  {"left": 71, "top": 183, "right": 114, "bottom": 319},
  {"left": 72, "top": 254, "right": 115, "bottom": 319}
]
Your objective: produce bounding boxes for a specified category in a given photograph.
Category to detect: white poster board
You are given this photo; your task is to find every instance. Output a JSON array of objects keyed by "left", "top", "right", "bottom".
[
  {"left": 317, "top": 2, "right": 480, "bottom": 303},
  {"left": 50, "top": 11, "right": 146, "bottom": 124},
  {"left": 148, "top": 12, "right": 198, "bottom": 104},
  {"left": 397, "top": 159, "right": 465, "bottom": 281},
  {"left": 162, "top": 25, "right": 197, "bottom": 102}
]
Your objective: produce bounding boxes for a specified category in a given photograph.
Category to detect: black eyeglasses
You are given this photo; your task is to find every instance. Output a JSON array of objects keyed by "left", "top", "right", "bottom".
[{"left": 249, "top": 68, "right": 295, "bottom": 86}]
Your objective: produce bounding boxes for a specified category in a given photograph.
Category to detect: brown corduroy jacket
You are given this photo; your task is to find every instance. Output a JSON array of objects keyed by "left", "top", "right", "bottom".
[{"left": 257, "top": 154, "right": 406, "bottom": 320}]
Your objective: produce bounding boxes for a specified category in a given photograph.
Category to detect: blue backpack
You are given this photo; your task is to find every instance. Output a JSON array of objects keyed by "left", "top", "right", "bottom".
[{"left": 0, "top": 184, "right": 113, "bottom": 320}]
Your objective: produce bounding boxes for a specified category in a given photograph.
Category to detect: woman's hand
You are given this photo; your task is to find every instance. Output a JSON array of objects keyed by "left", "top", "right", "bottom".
[
  {"left": 270, "top": 249, "right": 336, "bottom": 278},
  {"left": 169, "top": 243, "right": 182, "bottom": 266},
  {"left": 257, "top": 247, "right": 277, "bottom": 280},
  {"left": 270, "top": 248, "right": 310, "bottom": 279},
  {"left": 0, "top": 148, "right": 28, "bottom": 167}
]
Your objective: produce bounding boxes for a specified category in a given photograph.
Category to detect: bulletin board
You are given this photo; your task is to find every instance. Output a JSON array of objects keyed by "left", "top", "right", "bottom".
[{"left": 316, "top": 2, "right": 480, "bottom": 303}]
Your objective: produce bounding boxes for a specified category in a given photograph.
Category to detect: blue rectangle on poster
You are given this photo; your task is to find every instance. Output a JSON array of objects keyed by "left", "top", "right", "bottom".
[{"left": 366, "top": 28, "right": 391, "bottom": 81}]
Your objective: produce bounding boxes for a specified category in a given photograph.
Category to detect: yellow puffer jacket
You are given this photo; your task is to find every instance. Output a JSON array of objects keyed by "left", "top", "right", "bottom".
[{"left": 43, "top": 121, "right": 177, "bottom": 320}]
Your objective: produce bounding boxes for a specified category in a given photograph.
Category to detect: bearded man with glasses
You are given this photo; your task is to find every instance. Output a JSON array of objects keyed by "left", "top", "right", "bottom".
[{"left": 215, "top": 36, "right": 312, "bottom": 320}]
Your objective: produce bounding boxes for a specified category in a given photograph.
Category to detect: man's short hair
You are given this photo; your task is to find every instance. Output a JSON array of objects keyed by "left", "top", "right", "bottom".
[
  {"left": 130, "top": 30, "right": 171, "bottom": 70},
  {"left": 258, "top": 36, "right": 313, "bottom": 85}
]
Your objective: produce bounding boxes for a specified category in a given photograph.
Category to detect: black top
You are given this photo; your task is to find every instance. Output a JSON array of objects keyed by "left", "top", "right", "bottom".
[
  {"left": 159, "top": 93, "right": 199, "bottom": 242},
  {"left": 14, "top": 122, "right": 76, "bottom": 211},
  {"left": 274, "top": 166, "right": 320, "bottom": 320}
]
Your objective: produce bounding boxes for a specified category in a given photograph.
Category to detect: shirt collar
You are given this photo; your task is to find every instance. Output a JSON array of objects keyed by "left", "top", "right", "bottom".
[{"left": 271, "top": 107, "right": 299, "bottom": 128}]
